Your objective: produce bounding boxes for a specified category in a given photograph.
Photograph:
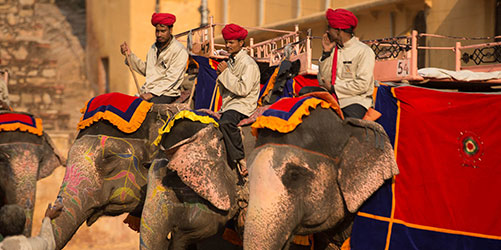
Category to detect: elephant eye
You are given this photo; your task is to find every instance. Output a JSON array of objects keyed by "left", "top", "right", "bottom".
[{"left": 281, "top": 163, "right": 313, "bottom": 191}]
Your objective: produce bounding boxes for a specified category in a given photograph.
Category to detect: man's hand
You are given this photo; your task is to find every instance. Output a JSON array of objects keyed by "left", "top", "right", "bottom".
[
  {"left": 322, "top": 33, "right": 336, "bottom": 52},
  {"left": 45, "top": 202, "right": 64, "bottom": 220},
  {"left": 140, "top": 93, "right": 154, "bottom": 101},
  {"left": 120, "top": 42, "right": 131, "bottom": 56},
  {"left": 217, "top": 61, "right": 228, "bottom": 75}
]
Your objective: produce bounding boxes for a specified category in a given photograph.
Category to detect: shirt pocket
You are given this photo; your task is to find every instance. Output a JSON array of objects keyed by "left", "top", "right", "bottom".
[{"left": 341, "top": 62, "right": 355, "bottom": 79}]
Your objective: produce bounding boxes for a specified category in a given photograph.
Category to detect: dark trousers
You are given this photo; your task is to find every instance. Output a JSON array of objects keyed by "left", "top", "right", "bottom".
[
  {"left": 219, "top": 110, "right": 247, "bottom": 164},
  {"left": 149, "top": 95, "right": 178, "bottom": 104},
  {"left": 342, "top": 104, "right": 367, "bottom": 119}
]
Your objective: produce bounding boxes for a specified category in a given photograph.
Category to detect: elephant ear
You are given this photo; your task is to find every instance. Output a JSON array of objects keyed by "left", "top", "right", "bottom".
[
  {"left": 38, "top": 132, "right": 65, "bottom": 179},
  {"left": 337, "top": 118, "right": 399, "bottom": 213},
  {"left": 163, "top": 125, "right": 235, "bottom": 211}
]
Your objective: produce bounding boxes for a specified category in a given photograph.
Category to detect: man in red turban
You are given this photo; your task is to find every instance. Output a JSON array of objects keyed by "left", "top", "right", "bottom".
[
  {"left": 120, "top": 12, "right": 188, "bottom": 104},
  {"left": 216, "top": 23, "right": 259, "bottom": 177},
  {"left": 318, "top": 8, "right": 376, "bottom": 119}
]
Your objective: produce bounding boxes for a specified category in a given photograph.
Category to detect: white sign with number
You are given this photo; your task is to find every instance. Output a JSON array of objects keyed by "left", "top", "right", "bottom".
[{"left": 396, "top": 60, "right": 409, "bottom": 76}]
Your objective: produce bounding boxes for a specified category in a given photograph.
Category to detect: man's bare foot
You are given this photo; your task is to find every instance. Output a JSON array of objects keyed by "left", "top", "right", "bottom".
[{"left": 237, "top": 159, "right": 248, "bottom": 177}]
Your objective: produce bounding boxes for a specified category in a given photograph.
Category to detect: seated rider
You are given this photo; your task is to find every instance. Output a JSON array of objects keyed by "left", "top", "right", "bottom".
[{"left": 216, "top": 24, "right": 260, "bottom": 177}]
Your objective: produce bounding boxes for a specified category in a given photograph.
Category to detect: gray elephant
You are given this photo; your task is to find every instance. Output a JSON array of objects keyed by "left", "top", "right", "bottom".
[
  {"left": 244, "top": 107, "right": 399, "bottom": 249},
  {"left": 0, "top": 111, "right": 63, "bottom": 236},
  {"left": 50, "top": 98, "right": 187, "bottom": 249},
  {"left": 140, "top": 117, "right": 253, "bottom": 250}
]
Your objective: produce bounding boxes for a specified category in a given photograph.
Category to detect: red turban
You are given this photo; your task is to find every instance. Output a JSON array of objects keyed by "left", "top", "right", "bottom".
[
  {"left": 151, "top": 13, "right": 176, "bottom": 26},
  {"left": 222, "top": 24, "right": 248, "bottom": 40},
  {"left": 325, "top": 8, "right": 358, "bottom": 30}
]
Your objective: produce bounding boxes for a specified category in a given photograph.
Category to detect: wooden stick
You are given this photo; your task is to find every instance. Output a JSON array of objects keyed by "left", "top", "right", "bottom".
[
  {"left": 187, "top": 78, "right": 197, "bottom": 108},
  {"left": 124, "top": 51, "right": 141, "bottom": 94},
  {"left": 209, "top": 84, "right": 218, "bottom": 111}
]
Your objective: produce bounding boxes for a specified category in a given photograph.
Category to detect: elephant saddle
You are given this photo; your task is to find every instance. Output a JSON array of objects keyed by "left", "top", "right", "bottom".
[
  {"left": 251, "top": 92, "right": 343, "bottom": 136},
  {"left": 0, "top": 111, "right": 43, "bottom": 136},
  {"left": 78, "top": 92, "right": 153, "bottom": 133}
]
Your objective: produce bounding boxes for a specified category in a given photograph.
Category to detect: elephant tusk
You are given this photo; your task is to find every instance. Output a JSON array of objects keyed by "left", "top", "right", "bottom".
[{"left": 167, "top": 231, "right": 172, "bottom": 240}]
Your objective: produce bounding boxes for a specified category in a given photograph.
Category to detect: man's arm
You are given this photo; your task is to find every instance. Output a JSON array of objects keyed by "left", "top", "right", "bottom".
[
  {"left": 333, "top": 48, "right": 375, "bottom": 96},
  {"left": 218, "top": 63, "right": 259, "bottom": 97},
  {"left": 149, "top": 48, "right": 189, "bottom": 96},
  {"left": 128, "top": 53, "right": 147, "bottom": 76}
]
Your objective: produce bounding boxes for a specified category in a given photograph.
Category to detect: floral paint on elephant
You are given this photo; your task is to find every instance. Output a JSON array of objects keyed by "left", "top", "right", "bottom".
[
  {"left": 52, "top": 135, "right": 148, "bottom": 239},
  {"left": 100, "top": 135, "right": 146, "bottom": 205},
  {"left": 0, "top": 144, "right": 40, "bottom": 235}
]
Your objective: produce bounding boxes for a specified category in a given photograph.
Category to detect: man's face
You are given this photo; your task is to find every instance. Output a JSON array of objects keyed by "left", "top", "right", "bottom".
[
  {"left": 326, "top": 26, "right": 341, "bottom": 44},
  {"left": 155, "top": 24, "right": 172, "bottom": 43},
  {"left": 225, "top": 39, "right": 244, "bottom": 55}
]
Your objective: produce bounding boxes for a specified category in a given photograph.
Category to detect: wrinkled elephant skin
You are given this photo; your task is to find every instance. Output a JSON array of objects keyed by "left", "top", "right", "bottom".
[
  {"left": 140, "top": 122, "right": 247, "bottom": 250},
  {"left": 51, "top": 104, "right": 186, "bottom": 249},
  {"left": 0, "top": 131, "right": 62, "bottom": 236},
  {"left": 244, "top": 108, "right": 399, "bottom": 250}
]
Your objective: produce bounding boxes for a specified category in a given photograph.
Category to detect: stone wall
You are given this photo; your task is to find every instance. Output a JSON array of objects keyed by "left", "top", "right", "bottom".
[{"left": 0, "top": 0, "right": 91, "bottom": 144}]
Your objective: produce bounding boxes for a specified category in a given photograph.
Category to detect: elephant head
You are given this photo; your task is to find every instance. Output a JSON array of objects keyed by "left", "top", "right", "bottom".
[
  {"left": 140, "top": 119, "right": 247, "bottom": 250},
  {"left": 51, "top": 103, "right": 186, "bottom": 249},
  {"left": 0, "top": 130, "right": 63, "bottom": 236},
  {"left": 244, "top": 108, "right": 398, "bottom": 249}
]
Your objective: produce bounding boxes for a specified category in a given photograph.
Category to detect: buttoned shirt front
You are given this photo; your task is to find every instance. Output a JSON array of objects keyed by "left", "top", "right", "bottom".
[
  {"left": 217, "top": 49, "right": 260, "bottom": 117},
  {"left": 128, "top": 37, "right": 189, "bottom": 97},
  {"left": 318, "top": 37, "right": 375, "bottom": 109}
]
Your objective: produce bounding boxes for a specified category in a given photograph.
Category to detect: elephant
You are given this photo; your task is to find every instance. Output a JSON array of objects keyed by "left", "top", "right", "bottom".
[
  {"left": 51, "top": 102, "right": 187, "bottom": 249},
  {"left": 139, "top": 117, "right": 255, "bottom": 250},
  {"left": 243, "top": 107, "right": 399, "bottom": 249},
  {"left": 0, "top": 112, "right": 64, "bottom": 236}
]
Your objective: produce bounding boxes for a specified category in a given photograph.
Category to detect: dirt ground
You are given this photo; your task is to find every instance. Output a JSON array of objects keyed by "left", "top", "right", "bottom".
[{"left": 31, "top": 147, "right": 139, "bottom": 249}]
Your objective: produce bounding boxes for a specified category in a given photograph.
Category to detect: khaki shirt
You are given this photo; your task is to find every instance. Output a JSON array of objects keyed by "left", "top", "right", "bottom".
[
  {"left": 217, "top": 49, "right": 260, "bottom": 117},
  {"left": 0, "top": 218, "right": 56, "bottom": 250},
  {"left": 318, "top": 37, "right": 375, "bottom": 109},
  {"left": 128, "top": 37, "right": 189, "bottom": 97},
  {"left": 0, "top": 78, "right": 9, "bottom": 107}
]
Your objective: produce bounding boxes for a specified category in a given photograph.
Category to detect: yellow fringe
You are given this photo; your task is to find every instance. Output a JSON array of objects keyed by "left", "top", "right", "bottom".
[
  {"left": 341, "top": 237, "right": 350, "bottom": 250},
  {"left": 0, "top": 117, "right": 43, "bottom": 136},
  {"left": 251, "top": 98, "right": 331, "bottom": 136},
  {"left": 258, "top": 67, "right": 280, "bottom": 106},
  {"left": 77, "top": 100, "right": 153, "bottom": 133},
  {"left": 153, "top": 110, "right": 219, "bottom": 146}
]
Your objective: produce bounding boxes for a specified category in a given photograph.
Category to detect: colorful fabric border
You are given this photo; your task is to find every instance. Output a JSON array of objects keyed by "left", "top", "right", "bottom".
[
  {"left": 191, "top": 55, "right": 222, "bottom": 112},
  {"left": 153, "top": 110, "right": 219, "bottom": 146},
  {"left": 0, "top": 112, "right": 43, "bottom": 136},
  {"left": 350, "top": 85, "right": 501, "bottom": 250},
  {"left": 77, "top": 92, "right": 153, "bottom": 133},
  {"left": 258, "top": 70, "right": 320, "bottom": 106},
  {"left": 251, "top": 96, "right": 333, "bottom": 136}
]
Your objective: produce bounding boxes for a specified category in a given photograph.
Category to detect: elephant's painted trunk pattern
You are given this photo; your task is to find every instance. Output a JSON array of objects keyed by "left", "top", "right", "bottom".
[
  {"left": 52, "top": 144, "right": 101, "bottom": 249},
  {"left": 0, "top": 145, "right": 40, "bottom": 236},
  {"left": 244, "top": 147, "right": 299, "bottom": 250},
  {"left": 140, "top": 159, "right": 172, "bottom": 250}
]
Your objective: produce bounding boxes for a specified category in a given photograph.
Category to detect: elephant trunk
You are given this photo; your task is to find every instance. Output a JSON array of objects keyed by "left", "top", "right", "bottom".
[
  {"left": 52, "top": 160, "right": 101, "bottom": 250},
  {"left": 244, "top": 148, "right": 299, "bottom": 250},
  {"left": 3, "top": 146, "right": 41, "bottom": 236},
  {"left": 140, "top": 159, "right": 172, "bottom": 250}
]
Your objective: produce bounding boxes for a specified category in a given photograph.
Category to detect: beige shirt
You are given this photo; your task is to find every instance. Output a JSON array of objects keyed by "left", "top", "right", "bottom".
[
  {"left": 217, "top": 49, "right": 260, "bottom": 117},
  {"left": 0, "top": 218, "right": 55, "bottom": 250},
  {"left": 0, "top": 78, "right": 9, "bottom": 107},
  {"left": 128, "top": 37, "right": 189, "bottom": 97},
  {"left": 318, "top": 37, "right": 375, "bottom": 109}
]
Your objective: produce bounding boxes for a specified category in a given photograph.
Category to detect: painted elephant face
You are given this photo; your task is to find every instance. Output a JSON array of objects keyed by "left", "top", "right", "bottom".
[
  {"left": 140, "top": 122, "right": 241, "bottom": 250},
  {"left": 51, "top": 103, "right": 187, "bottom": 250},
  {"left": 0, "top": 131, "right": 62, "bottom": 236},
  {"left": 52, "top": 134, "right": 149, "bottom": 247},
  {"left": 244, "top": 108, "right": 399, "bottom": 250}
]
